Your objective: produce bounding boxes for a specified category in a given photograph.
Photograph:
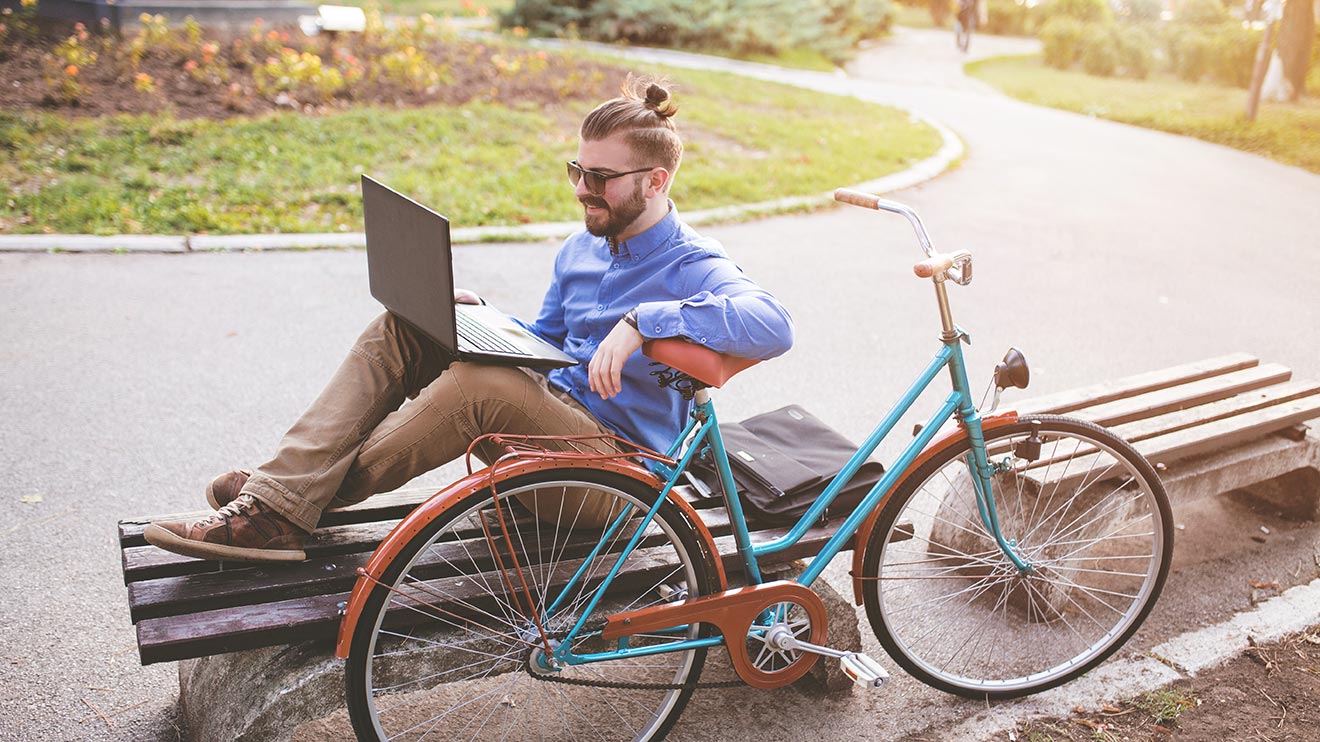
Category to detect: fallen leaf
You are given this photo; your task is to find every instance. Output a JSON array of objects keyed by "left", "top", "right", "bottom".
[
  {"left": 1101, "top": 704, "right": 1123, "bottom": 713},
  {"left": 1251, "top": 580, "right": 1280, "bottom": 590},
  {"left": 1072, "top": 706, "right": 1088, "bottom": 714},
  {"left": 1153, "top": 724, "right": 1173, "bottom": 734},
  {"left": 19, "top": 494, "right": 43, "bottom": 504}
]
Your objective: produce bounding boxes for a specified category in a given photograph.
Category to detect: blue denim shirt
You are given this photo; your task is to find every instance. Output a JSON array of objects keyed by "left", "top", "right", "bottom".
[{"left": 515, "top": 204, "right": 794, "bottom": 453}]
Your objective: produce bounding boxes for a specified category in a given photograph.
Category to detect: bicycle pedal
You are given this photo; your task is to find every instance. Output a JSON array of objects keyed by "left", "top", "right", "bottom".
[{"left": 839, "top": 652, "right": 890, "bottom": 690}]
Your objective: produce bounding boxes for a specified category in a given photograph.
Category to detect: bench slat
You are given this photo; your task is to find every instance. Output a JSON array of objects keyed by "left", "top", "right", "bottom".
[
  {"left": 1111, "top": 379, "right": 1320, "bottom": 445},
  {"left": 137, "top": 591, "right": 348, "bottom": 664},
  {"left": 1135, "top": 392, "right": 1320, "bottom": 465},
  {"left": 1016, "top": 353, "right": 1259, "bottom": 416},
  {"left": 1063, "top": 364, "right": 1291, "bottom": 428}
]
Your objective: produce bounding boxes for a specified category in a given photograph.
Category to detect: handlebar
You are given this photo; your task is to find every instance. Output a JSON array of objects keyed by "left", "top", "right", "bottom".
[{"left": 833, "top": 188, "right": 972, "bottom": 287}]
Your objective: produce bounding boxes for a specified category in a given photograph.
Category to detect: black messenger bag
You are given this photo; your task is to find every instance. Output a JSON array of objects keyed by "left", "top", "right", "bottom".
[{"left": 691, "top": 405, "right": 886, "bottom": 526}]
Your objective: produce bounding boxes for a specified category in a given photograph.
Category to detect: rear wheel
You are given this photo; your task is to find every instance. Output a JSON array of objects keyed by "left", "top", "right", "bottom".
[
  {"left": 861, "top": 415, "right": 1172, "bottom": 698},
  {"left": 345, "top": 468, "right": 716, "bottom": 741}
]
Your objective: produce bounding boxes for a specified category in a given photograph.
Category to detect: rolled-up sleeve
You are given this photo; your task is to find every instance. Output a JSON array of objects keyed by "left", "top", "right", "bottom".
[{"left": 635, "top": 256, "right": 794, "bottom": 359}]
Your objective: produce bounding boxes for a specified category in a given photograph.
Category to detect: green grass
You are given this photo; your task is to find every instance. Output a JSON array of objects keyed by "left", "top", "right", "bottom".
[
  {"left": 967, "top": 54, "right": 1320, "bottom": 174},
  {"left": 1133, "top": 687, "right": 1197, "bottom": 725},
  {"left": 698, "top": 45, "right": 843, "bottom": 73},
  {"left": 0, "top": 63, "right": 941, "bottom": 235}
]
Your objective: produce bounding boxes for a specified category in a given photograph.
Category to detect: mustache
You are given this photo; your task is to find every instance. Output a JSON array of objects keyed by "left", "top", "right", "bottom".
[{"left": 579, "top": 197, "right": 608, "bottom": 209}]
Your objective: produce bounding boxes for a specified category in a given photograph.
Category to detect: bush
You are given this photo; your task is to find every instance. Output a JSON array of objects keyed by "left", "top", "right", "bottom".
[
  {"left": 1040, "top": 15, "right": 1086, "bottom": 68},
  {"left": 1173, "top": 27, "right": 1215, "bottom": 81},
  {"left": 984, "top": 0, "right": 1037, "bottom": 35},
  {"left": 1080, "top": 26, "right": 1119, "bottom": 76},
  {"left": 1165, "top": 22, "right": 1256, "bottom": 85},
  {"left": 1114, "top": 25, "right": 1156, "bottom": 78},
  {"left": 1176, "top": 0, "right": 1229, "bottom": 26},
  {"left": 503, "top": 0, "right": 893, "bottom": 64},
  {"left": 1039, "top": 0, "right": 1113, "bottom": 24},
  {"left": 1208, "top": 23, "right": 1260, "bottom": 87}
]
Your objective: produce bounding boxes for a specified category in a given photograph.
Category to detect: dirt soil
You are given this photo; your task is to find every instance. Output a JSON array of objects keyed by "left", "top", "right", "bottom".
[
  {"left": 0, "top": 22, "right": 624, "bottom": 120},
  {"left": 1016, "top": 627, "right": 1320, "bottom": 742}
]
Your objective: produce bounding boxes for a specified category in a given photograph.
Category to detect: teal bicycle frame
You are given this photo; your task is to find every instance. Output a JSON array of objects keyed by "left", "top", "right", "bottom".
[{"left": 541, "top": 194, "right": 1032, "bottom": 670}]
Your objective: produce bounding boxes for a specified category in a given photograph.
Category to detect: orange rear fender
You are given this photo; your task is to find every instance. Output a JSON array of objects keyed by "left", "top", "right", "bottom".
[
  {"left": 334, "top": 459, "right": 726, "bottom": 659},
  {"left": 850, "top": 412, "right": 1019, "bottom": 604}
]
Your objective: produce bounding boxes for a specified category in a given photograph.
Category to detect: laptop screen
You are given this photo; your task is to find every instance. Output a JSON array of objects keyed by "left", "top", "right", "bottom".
[{"left": 361, "top": 175, "right": 459, "bottom": 352}]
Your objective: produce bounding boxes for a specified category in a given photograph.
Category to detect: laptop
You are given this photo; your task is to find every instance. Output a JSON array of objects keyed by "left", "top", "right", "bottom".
[{"left": 361, "top": 175, "right": 577, "bottom": 368}]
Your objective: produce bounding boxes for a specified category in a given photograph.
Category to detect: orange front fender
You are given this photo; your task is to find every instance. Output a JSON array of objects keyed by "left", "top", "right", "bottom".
[
  {"left": 334, "top": 459, "right": 727, "bottom": 659},
  {"left": 850, "top": 412, "right": 1020, "bottom": 604}
]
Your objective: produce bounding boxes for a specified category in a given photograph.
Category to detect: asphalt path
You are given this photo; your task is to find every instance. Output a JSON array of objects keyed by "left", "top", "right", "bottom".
[{"left": 3, "top": 27, "right": 1319, "bottom": 741}]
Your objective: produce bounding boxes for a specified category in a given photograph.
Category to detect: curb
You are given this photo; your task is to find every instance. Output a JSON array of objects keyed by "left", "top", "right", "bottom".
[
  {"left": 943, "top": 575, "right": 1320, "bottom": 741},
  {"left": 0, "top": 47, "right": 963, "bottom": 255}
]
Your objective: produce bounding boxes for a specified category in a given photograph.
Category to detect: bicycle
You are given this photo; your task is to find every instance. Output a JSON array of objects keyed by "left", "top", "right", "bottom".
[
  {"left": 335, "top": 188, "right": 1174, "bottom": 741},
  {"left": 955, "top": 0, "right": 977, "bottom": 52}
]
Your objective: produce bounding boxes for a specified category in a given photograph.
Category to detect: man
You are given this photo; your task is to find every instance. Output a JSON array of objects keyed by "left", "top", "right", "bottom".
[{"left": 145, "top": 77, "right": 794, "bottom": 563}]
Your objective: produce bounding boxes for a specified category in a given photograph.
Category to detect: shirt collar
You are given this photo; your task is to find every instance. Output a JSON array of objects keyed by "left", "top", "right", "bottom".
[{"left": 609, "top": 201, "right": 680, "bottom": 261}]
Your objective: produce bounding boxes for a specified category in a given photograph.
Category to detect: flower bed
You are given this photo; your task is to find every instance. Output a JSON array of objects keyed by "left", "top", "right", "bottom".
[{"left": 0, "top": 10, "right": 620, "bottom": 119}]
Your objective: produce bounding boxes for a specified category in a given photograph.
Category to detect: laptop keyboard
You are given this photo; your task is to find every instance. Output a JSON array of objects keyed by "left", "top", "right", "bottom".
[{"left": 456, "top": 311, "right": 531, "bottom": 356}]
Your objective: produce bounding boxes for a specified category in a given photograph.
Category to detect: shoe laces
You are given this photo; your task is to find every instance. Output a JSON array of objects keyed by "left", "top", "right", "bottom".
[{"left": 198, "top": 493, "right": 259, "bottom": 526}]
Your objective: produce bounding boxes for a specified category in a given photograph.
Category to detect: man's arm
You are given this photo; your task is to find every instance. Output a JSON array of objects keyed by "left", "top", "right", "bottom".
[
  {"left": 513, "top": 272, "right": 569, "bottom": 348},
  {"left": 633, "top": 258, "right": 794, "bottom": 359},
  {"left": 588, "top": 255, "right": 794, "bottom": 399}
]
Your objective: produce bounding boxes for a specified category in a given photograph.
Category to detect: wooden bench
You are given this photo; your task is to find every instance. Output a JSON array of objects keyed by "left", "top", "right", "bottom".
[
  {"left": 118, "top": 486, "right": 842, "bottom": 666},
  {"left": 1015, "top": 352, "right": 1320, "bottom": 524},
  {"left": 117, "top": 351, "right": 1320, "bottom": 740}
]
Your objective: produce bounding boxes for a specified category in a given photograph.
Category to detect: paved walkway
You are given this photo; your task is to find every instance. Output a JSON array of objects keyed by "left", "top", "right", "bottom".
[{"left": 2, "top": 28, "right": 1319, "bottom": 742}]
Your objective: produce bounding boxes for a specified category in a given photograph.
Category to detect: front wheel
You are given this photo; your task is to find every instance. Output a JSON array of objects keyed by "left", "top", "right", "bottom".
[
  {"left": 861, "top": 415, "right": 1172, "bottom": 698},
  {"left": 344, "top": 468, "right": 716, "bottom": 741}
]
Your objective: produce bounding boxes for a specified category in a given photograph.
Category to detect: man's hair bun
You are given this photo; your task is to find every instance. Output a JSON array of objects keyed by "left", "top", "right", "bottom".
[{"left": 643, "top": 82, "right": 678, "bottom": 118}]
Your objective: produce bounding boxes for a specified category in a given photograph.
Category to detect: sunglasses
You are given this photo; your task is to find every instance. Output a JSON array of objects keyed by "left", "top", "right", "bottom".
[{"left": 567, "top": 160, "right": 657, "bottom": 197}]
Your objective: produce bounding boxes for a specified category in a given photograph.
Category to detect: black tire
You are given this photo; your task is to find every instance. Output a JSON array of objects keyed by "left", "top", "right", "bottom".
[
  {"left": 345, "top": 468, "right": 716, "bottom": 741},
  {"left": 861, "top": 415, "right": 1172, "bottom": 699}
]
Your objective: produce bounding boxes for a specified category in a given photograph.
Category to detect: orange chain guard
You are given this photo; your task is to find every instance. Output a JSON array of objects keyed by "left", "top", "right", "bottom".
[{"left": 601, "top": 580, "right": 828, "bottom": 689}]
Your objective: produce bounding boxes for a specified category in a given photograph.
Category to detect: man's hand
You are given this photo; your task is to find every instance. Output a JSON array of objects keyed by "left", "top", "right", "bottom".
[
  {"left": 589, "top": 319, "right": 644, "bottom": 399},
  {"left": 454, "top": 288, "right": 482, "bottom": 305}
]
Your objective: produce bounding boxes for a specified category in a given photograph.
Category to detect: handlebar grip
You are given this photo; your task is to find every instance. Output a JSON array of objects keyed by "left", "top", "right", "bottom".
[
  {"left": 914, "top": 255, "right": 954, "bottom": 278},
  {"left": 833, "top": 188, "right": 881, "bottom": 210}
]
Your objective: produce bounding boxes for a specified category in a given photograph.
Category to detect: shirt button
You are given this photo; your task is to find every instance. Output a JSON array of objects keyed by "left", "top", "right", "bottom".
[
  {"left": 701, "top": 337, "right": 707, "bottom": 342},
  {"left": 597, "top": 305, "right": 604, "bottom": 311},
  {"left": 612, "top": 263, "right": 619, "bottom": 269},
  {"left": 654, "top": 326, "right": 662, "bottom": 332}
]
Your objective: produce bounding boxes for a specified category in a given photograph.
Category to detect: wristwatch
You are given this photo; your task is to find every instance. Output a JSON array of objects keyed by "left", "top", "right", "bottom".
[{"left": 622, "top": 307, "right": 640, "bottom": 330}]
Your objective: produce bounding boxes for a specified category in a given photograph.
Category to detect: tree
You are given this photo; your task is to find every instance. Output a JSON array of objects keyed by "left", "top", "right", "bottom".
[
  {"left": 930, "top": 0, "right": 951, "bottom": 27},
  {"left": 1275, "top": 0, "right": 1315, "bottom": 100}
]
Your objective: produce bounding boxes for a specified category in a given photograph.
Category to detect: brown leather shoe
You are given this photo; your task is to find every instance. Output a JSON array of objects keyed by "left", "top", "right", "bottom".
[
  {"left": 144, "top": 494, "right": 307, "bottom": 562},
  {"left": 205, "top": 469, "right": 251, "bottom": 510}
]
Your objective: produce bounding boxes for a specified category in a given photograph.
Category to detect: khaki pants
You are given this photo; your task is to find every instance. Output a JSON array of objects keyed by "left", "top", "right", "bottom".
[{"left": 242, "top": 312, "right": 616, "bottom": 533}]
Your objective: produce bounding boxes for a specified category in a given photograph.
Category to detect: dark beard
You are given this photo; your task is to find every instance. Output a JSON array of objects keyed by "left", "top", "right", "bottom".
[{"left": 582, "top": 178, "right": 646, "bottom": 238}]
